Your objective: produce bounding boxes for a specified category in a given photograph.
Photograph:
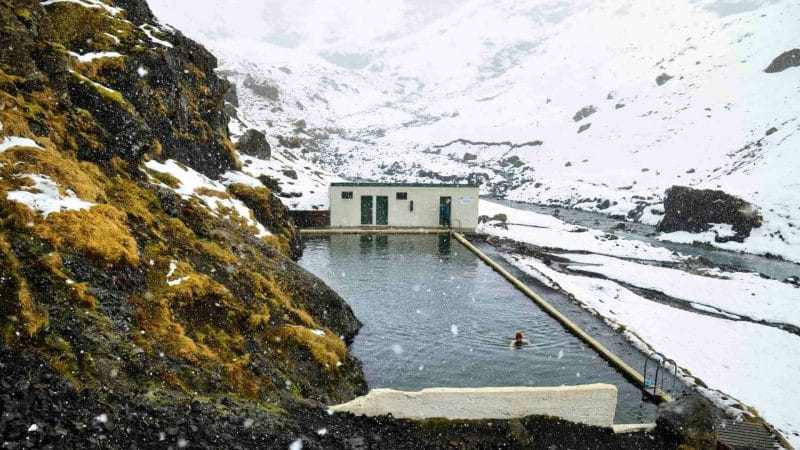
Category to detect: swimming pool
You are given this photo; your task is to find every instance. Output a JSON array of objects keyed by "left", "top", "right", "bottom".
[{"left": 299, "top": 234, "right": 657, "bottom": 423}]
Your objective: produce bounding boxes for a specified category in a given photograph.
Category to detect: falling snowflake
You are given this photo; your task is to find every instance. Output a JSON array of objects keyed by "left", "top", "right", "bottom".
[
  {"left": 391, "top": 344, "right": 404, "bottom": 355},
  {"left": 558, "top": 350, "right": 564, "bottom": 359},
  {"left": 450, "top": 324, "right": 459, "bottom": 336},
  {"left": 289, "top": 439, "right": 303, "bottom": 450}
]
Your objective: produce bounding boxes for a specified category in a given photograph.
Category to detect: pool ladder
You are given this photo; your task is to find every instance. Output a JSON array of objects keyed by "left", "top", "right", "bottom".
[{"left": 641, "top": 351, "right": 677, "bottom": 402}]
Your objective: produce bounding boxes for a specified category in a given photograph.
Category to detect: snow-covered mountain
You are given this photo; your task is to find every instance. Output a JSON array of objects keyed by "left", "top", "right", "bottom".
[{"left": 148, "top": 0, "right": 800, "bottom": 260}]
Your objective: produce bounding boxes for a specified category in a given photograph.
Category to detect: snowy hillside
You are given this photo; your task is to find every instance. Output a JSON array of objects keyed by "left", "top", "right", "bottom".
[{"left": 148, "top": 0, "right": 800, "bottom": 261}]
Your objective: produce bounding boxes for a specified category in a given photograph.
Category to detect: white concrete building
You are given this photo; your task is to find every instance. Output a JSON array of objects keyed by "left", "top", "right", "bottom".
[{"left": 329, "top": 183, "right": 479, "bottom": 231}]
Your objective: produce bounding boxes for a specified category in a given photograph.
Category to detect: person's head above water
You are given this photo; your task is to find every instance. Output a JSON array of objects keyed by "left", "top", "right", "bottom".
[{"left": 515, "top": 331, "right": 524, "bottom": 342}]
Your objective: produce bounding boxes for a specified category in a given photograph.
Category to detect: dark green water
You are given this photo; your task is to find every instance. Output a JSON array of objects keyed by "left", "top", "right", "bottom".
[{"left": 299, "top": 234, "right": 656, "bottom": 423}]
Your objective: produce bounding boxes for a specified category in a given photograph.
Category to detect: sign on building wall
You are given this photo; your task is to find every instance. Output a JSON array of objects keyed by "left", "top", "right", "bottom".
[{"left": 459, "top": 196, "right": 474, "bottom": 205}]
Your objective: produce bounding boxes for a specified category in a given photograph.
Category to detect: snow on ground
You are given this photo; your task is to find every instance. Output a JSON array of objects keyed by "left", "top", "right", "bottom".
[
  {"left": 0, "top": 137, "right": 42, "bottom": 153},
  {"left": 6, "top": 174, "right": 95, "bottom": 218},
  {"left": 223, "top": 105, "right": 343, "bottom": 210},
  {"left": 143, "top": 159, "right": 271, "bottom": 237},
  {"left": 41, "top": 0, "right": 123, "bottom": 16},
  {"left": 68, "top": 51, "right": 123, "bottom": 63},
  {"left": 478, "top": 200, "right": 681, "bottom": 262},
  {"left": 659, "top": 219, "right": 800, "bottom": 264},
  {"left": 139, "top": 24, "right": 173, "bottom": 48},
  {"left": 507, "top": 252, "right": 800, "bottom": 447},
  {"left": 560, "top": 252, "right": 800, "bottom": 329}
]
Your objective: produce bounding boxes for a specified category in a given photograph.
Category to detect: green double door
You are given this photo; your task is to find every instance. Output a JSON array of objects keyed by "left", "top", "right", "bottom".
[{"left": 360, "top": 195, "right": 388, "bottom": 225}]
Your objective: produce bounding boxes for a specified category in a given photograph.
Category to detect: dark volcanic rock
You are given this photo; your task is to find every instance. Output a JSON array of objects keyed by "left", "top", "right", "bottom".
[
  {"left": 656, "top": 186, "right": 762, "bottom": 242},
  {"left": 237, "top": 129, "right": 271, "bottom": 159},
  {"left": 243, "top": 74, "right": 280, "bottom": 100},
  {"left": 656, "top": 73, "right": 673, "bottom": 85},
  {"left": 765, "top": 126, "right": 778, "bottom": 136},
  {"left": 656, "top": 394, "right": 718, "bottom": 449},
  {"left": 577, "top": 123, "right": 591, "bottom": 134},
  {"left": 573, "top": 105, "right": 597, "bottom": 122},
  {"left": 224, "top": 81, "right": 239, "bottom": 107},
  {"left": 463, "top": 152, "right": 477, "bottom": 161},
  {"left": 764, "top": 49, "right": 800, "bottom": 73}
]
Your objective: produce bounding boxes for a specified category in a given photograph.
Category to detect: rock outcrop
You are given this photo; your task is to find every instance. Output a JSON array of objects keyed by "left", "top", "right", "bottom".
[
  {"left": 764, "top": 49, "right": 800, "bottom": 73},
  {"left": 236, "top": 129, "right": 271, "bottom": 159},
  {"left": 656, "top": 186, "right": 762, "bottom": 242},
  {"left": 572, "top": 105, "right": 597, "bottom": 122}
]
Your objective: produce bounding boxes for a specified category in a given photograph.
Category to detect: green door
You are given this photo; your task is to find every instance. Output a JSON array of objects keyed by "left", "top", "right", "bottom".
[
  {"left": 376, "top": 196, "right": 389, "bottom": 225},
  {"left": 360, "top": 196, "right": 373, "bottom": 225}
]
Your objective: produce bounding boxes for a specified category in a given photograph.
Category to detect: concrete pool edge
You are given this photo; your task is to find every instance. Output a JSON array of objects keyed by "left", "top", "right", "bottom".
[
  {"left": 450, "top": 232, "right": 673, "bottom": 404},
  {"left": 330, "top": 384, "right": 618, "bottom": 427}
]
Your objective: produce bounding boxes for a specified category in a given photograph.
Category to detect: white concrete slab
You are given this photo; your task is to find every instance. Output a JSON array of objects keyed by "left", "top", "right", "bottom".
[{"left": 331, "top": 384, "right": 618, "bottom": 427}]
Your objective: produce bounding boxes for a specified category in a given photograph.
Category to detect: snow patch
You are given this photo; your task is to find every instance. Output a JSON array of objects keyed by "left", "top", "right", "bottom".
[
  {"left": 0, "top": 136, "right": 42, "bottom": 153},
  {"left": 41, "top": 0, "right": 123, "bottom": 16},
  {"left": 140, "top": 24, "right": 173, "bottom": 48},
  {"left": 6, "top": 174, "right": 95, "bottom": 218},
  {"left": 144, "top": 160, "right": 272, "bottom": 237},
  {"left": 68, "top": 51, "right": 123, "bottom": 63}
]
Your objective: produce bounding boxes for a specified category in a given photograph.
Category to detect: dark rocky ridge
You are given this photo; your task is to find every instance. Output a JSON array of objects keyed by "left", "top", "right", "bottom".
[
  {"left": 764, "top": 48, "right": 800, "bottom": 73},
  {"left": 657, "top": 186, "right": 763, "bottom": 242}
]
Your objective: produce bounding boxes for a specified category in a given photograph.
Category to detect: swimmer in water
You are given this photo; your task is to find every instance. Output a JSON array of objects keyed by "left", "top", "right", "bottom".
[{"left": 510, "top": 331, "right": 531, "bottom": 348}]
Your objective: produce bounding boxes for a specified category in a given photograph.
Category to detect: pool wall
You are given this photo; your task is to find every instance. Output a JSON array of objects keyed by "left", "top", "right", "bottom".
[{"left": 331, "top": 384, "right": 618, "bottom": 427}]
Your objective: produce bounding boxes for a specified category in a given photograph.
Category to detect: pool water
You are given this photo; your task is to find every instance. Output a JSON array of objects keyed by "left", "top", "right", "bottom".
[{"left": 299, "top": 234, "right": 657, "bottom": 423}]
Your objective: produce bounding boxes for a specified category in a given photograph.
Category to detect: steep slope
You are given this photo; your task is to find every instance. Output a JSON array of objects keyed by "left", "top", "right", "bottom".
[
  {"left": 150, "top": 0, "right": 800, "bottom": 261},
  {"left": 0, "top": 0, "right": 369, "bottom": 444}
]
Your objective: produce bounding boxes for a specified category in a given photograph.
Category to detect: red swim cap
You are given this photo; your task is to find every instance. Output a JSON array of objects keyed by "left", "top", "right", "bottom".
[{"left": 515, "top": 332, "right": 523, "bottom": 340}]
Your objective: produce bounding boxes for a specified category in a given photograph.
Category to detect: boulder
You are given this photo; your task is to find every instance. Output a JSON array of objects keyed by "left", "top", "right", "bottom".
[
  {"left": 656, "top": 186, "right": 762, "bottom": 242},
  {"left": 572, "top": 105, "right": 597, "bottom": 122},
  {"left": 656, "top": 73, "right": 673, "bottom": 85},
  {"left": 243, "top": 74, "right": 280, "bottom": 100},
  {"left": 224, "top": 82, "right": 239, "bottom": 107},
  {"left": 764, "top": 49, "right": 800, "bottom": 73},
  {"left": 656, "top": 394, "right": 717, "bottom": 448},
  {"left": 577, "top": 123, "right": 591, "bottom": 134},
  {"left": 236, "top": 129, "right": 271, "bottom": 159},
  {"left": 463, "top": 152, "right": 478, "bottom": 161}
]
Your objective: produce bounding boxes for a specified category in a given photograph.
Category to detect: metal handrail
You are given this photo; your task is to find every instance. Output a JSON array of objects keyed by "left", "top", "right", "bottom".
[{"left": 642, "top": 351, "right": 677, "bottom": 401}]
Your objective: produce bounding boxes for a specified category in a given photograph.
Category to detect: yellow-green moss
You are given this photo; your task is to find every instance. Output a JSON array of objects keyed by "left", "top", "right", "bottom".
[
  {"left": 36, "top": 206, "right": 139, "bottom": 268},
  {"left": 269, "top": 325, "right": 346, "bottom": 371},
  {"left": 72, "top": 71, "right": 128, "bottom": 108},
  {"left": 145, "top": 168, "right": 181, "bottom": 189},
  {"left": 18, "top": 280, "right": 49, "bottom": 337}
]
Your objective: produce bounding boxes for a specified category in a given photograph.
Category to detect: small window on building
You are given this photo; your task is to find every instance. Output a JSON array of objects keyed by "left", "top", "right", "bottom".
[
  {"left": 396, "top": 192, "right": 408, "bottom": 200},
  {"left": 341, "top": 191, "right": 353, "bottom": 199}
]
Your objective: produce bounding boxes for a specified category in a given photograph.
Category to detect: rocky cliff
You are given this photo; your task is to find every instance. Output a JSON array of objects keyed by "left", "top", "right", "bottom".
[{"left": 0, "top": 0, "right": 369, "bottom": 442}]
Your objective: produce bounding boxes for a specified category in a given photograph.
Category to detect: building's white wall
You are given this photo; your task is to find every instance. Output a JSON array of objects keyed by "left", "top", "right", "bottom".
[
  {"left": 329, "top": 185, "right": 478, "bottom": 230},
  {"left": 331, "top": 385, "right": 618, "bottom": 427}
]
